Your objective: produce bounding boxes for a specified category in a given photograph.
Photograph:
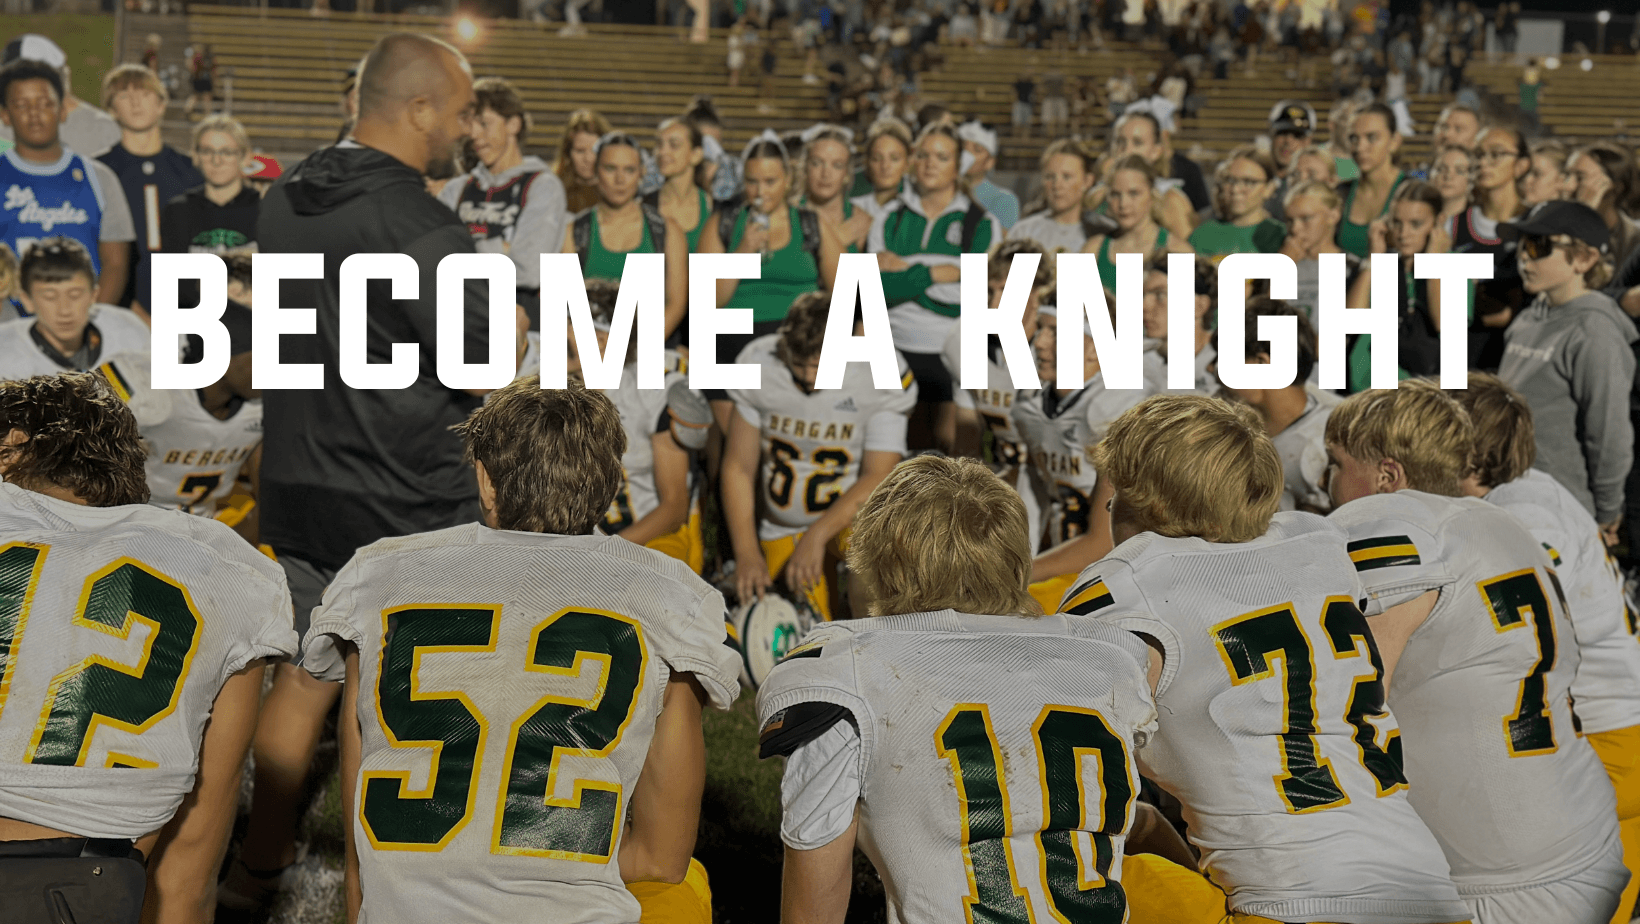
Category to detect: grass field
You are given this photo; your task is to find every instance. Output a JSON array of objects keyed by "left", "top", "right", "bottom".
[
  {"left": 228, "top": 684, "right": 885, "bottom": 923},
  {"left": 4, "top": 15, "right": 117, "bottom": 104}
]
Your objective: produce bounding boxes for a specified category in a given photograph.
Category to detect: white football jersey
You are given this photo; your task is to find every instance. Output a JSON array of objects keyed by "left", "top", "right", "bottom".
[
  {"left": 1140, "top": 340, "right": 1217, "bottom": 396},
  {"left": 302, "top": 524, "right": 741, "bottom": 924},
  {"left": 729, "top": 335, "right": 916, "bottom": 541},
  {"left": 95, "top": 351, "right": 262, "bottom": 515},
  {"left": 1060, "top": 513, "right": 1466, "bottom": 922},
  {"left": 1329, "top": 491, "right": 1622, "bottom": 894},
  {"left": 1012, "top": 377, "right": 1145, "bottom": 548},
  {"left": 938, "top": 327, "right": 1035, "bottom": 477},
  {"left": 1488, "top": 469, "right": 1640, "bottom": 736},
  {"left": 598, "top": 362, "right": 694, "bottom": 534},
  {"left": 1273, "top": 392, "right": 1333, "bottom": 514},
  {"left": 756, "top": 610, "right": 1159, "bottom": 924},
  {"left": 0, "top": 306, "right": 154, "bottom": 379},
  {"left": 0, "top": 481, "right": 297, "bottom": 839}
]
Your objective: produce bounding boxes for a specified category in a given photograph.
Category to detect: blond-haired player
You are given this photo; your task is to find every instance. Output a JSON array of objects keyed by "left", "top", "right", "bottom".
[
  {"left": 1058, "top": 394, "right": 1468, "bottom": 923},
  {"left": 302, "top": 381, "right": 740, "bottom": 924},
  {"left": 1455, "top": 372, "right": 1640, "bottom": 924},
  {"left": 1013, "top": 302, "right": 1145, "bottom": 612},
  {"left": 1326, "top": 380, "right": 1626, "bottom": 924},
  {"left": 1216, "top": 295, "right": 1336, "bottom": 513},
  {"left": 939, "top": 238, "right": 1052, "bottom": 540},
  {"left": 724, "top": 291, "right": 915, "bottom": 618},
  {"left": 757, "top": 454, "right": 1173, "bottom": 923}
]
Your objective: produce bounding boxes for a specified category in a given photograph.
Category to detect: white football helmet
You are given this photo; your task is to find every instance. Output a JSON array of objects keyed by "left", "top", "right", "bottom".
[{"left": 728, "top": 592, "right": 818, "bottom": 690}]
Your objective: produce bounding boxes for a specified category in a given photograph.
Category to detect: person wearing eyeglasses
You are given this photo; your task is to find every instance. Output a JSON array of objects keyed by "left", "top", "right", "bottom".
[
  {"left": 159, "top": 115, "right": 261, "bottom": 262},
  {"left": 1452, "top": 124, "right": 1530, "bottom": 371},
  {"left": 1187, "top": 146, "right": 1287, "bottom": 260},
  {"left": 1498, "top": 201, "right": 1634, "bottom": 549}
]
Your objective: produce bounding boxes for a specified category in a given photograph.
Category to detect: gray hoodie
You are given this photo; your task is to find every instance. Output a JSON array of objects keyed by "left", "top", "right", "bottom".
[
  {"left": 1498, "top": 290, "right": 1637, "bottom": 525},
  {"left": 437, "top": 154, "right": 565, "bottom": 290}
]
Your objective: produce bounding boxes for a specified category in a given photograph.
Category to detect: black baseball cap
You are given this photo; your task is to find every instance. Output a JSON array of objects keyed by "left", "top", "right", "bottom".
[
  {"left": 1499, "top": 200, "right": 1611, "bottom": 253},
  {"left": 1269, "top": 100, "right": 1316, "bottom": 136}
]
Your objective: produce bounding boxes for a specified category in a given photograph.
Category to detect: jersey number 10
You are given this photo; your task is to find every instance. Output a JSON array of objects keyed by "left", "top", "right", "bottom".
[{"left": 937, "top": 702, "right": 1132, "bottom": 923}]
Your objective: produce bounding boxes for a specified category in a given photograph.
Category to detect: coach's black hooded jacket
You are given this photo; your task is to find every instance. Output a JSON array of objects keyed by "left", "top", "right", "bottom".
[{"left": 256, "top": 141, "right": 492, "bottom": 572}]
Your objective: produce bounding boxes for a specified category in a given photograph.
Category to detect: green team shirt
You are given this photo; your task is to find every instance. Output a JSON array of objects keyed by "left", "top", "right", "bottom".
[
  {"left": 1187, "top": 217, "right": 1288, "bottom": 257},
  {"left": 874, "top": 199, "right": 1000, "bottom": 319}
]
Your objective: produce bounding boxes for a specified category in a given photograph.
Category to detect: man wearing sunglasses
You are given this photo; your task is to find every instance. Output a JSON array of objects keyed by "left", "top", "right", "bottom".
[{"left": 1498, "top": 200, "right": 1635, "bottom": 551}]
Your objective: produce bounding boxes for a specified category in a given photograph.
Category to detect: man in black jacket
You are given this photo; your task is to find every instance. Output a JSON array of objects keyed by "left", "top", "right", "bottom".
[{"left": 220, "top": 32, "right": 496, "bottom": 909}]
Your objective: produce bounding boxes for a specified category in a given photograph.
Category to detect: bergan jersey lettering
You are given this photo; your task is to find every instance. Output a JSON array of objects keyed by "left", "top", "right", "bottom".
[
  {"left": 728, "top": 334, "right": 915, "bottom": 541},
  {"left": 1012, "top": 376, "right": 1145, "bottom": 547},
  {"left": 301, "top": 524, "right": 741, "bottom": 924}
]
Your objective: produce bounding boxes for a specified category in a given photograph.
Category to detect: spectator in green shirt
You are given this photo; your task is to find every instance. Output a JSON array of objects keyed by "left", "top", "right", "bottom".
[{"left": 1189, "top": 146, "right": 1287, "bottom": 258}]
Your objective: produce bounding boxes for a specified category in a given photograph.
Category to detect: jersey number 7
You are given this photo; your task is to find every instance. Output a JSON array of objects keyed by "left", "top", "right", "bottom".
[
  {"left": 359, "top": 605, "right": 646, "bottom": 860},
  {"left": 936, "top": 702, "right": 1131, "bottom": 923}
]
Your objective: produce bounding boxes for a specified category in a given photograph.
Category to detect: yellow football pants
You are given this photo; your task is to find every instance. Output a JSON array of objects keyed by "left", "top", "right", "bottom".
[
  {"left": 760, "top": 529, "right": 850, "bottom": 621},
  {"left": 1589, "top": 724, "right": 1640, "bottom": 924},
  {"left": 1028, "top": 572, "right": 1078, "bottom": 614},
  {"left": 646, "top": 510, "right": 705, "bottom": 574},
  {"left": 629, "top": 858, "right": 712, "bottom": 924},
  {"left": 1121, "top": 854, "right": 1470, "bottom": 924}
]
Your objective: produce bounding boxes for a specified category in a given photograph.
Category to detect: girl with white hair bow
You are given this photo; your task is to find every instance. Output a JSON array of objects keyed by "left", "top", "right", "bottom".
[{"left": 699, "top": 129, "right": 843, "bottom": 427}]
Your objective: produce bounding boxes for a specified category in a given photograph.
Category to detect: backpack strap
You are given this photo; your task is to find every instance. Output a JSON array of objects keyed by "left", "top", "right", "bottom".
[
  {"left": 572, "top": 210, "right": 593, "bottom": 271},
  {"left": 717, "top": 193, "right": 747, "bottom": 248},
  {"left": 798, "top": 207, "right": 823, "bottom": 267},
  {"left": 960, "top": 201, "right": 988, "bottom": 252},
  {"left": 641, "top": 201, "right": 669, "bottom": 253}
]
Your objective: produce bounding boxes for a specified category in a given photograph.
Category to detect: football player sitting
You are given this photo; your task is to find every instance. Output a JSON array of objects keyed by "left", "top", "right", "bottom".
[
  {"left": 1456, "top": 372, "right": 1640, "bottom": 924},
  {"left": 0, "top": 238, "right": 150, "bottom": 378},
  {"left": 1060, "top": 393, "right": 1467, "bottom": 923},
  {"left": 301, "top": 380, "right": 741, "bottom": 924},
  {"left": 723, "top": 290, "right": 915, "bottom": 618},
  {"left": 0, "top": 373, "right": 297, "bottom": 923},
  {"left": 757, "top": 454, "right": 1168, "bottom": 923},
  {"left": 1215, "top": 295, "right": 1335, "bottom": 513},
  {"left": 1327, "top": 380, "right": 1626, "bottom": 924},
  {"left": 1014, "top": 301, "right": 1144, "bottom": 612}
]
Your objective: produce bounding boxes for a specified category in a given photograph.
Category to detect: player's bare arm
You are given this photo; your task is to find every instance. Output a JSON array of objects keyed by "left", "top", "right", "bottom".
[
  {"left": 724, "top": 408, "right": 772, "bottom": 602},
  {"left": 1366, "top": 589, "right": 1439, "bottom": 690},
  {"left": 338, "top": 645, "right": 363, "bottom": 924},
  {"left": 619, "top": 673, "right": 708, "bottom": 885},
  {"left": 784, "top": 448, "right": 899, "bottom": 594},
  {"left": 616, "top": 430, "right": 691, "bottom": 546},
  {"left": 1030, "top": 471, "right": 1116, "bottom": 583},
  {"left": 141, "top": 659, "right": 267, "bottom": 924},
  {"left": 780, "top": 807, "right": 858, "bottom": 924}
]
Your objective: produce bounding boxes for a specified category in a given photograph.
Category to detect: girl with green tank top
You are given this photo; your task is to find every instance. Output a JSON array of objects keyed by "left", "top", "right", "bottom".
[
  {"left": 800, "top": 124, "right": 871, "bottom": 254},
  {"left": 1080, "top": 154, "right": 1194, "bottom": 286},
  {"left": 1335, "top": 103, "right": 1407, "bottom": 259},
  {"left": 651, "top": 116, "right": 714, "bottom": 252},
  {"left": 700, "top": 131, "right": 841, "bottom": 377},
  {"left": 561, "top": 132, "right": 688, "bottom": 336}
]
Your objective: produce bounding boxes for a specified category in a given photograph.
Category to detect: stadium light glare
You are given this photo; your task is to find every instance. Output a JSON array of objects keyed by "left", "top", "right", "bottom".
[
  {"left": 1599, "top": 9, "right": 1612, "bottom": 23},
  {"left": 455, "top": 15, "right": 480, "bottom": 43},
  {"left": 1582, "top": 57, "right": 1595, "bottom": 70},
  {"left": 1545, "top": 56, "right": 1561, "bottom": 69}
]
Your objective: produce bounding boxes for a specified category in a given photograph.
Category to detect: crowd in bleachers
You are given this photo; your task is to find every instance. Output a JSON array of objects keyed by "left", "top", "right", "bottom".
[{"left": 7, "top": 9, "right": 1640, "bottom": 916}]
